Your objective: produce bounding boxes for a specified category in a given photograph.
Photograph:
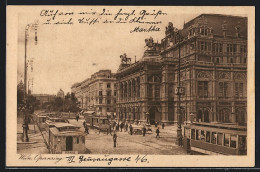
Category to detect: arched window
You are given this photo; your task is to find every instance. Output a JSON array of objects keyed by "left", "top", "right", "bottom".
[
  {"left": 216, "top": 58, "right": 220, "bottom": 63},
  {"left": 219, "top": 109, "right": 231, "bottom": 123},
  {"left": 197, "top": 110, "right": 202, "bottom": 122}
]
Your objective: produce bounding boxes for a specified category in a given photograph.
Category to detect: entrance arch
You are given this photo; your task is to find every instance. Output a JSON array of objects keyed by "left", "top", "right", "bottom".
[
  {"left": 204, "top": 110, "right": 209, "bottom": 122},
  {"left": 149, "top": 106, "right": 160, "bottom": 125}
]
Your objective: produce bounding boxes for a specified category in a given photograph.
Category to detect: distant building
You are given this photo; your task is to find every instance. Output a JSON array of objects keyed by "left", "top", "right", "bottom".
[
  {"left": 71, "top": 70, "right": 116, "bottom": 116},
  {"left": 57, "top": 89, "right": 65, "bottom": 99},
  {"left": 32, "top": 94, "right": 56, "bottom": 105}
]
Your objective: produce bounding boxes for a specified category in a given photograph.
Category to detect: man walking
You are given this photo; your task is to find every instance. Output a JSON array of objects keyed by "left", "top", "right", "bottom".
[
  {"left": 113, "top": 131, "right": 117, "bottom": 148},
  {"left": 162, "top": 123, "right": 165, "bottom": 129},
  {"left": 85, "top": 124, "right": 89, "bottom": 134},
  {"left": 156, "top": 127, "right": 160, "bottom": 138},
  {"left": 129, "top": 124, "right": 133, "bottom": 135},
  {"left": 142, "top": 126, "right": 146, "bottom": 137}
]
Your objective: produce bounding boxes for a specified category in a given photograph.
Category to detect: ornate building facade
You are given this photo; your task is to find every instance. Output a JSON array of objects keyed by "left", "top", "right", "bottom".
[
  {"left": 71, "top": 70, "right": 117, "bottom": 116},
  {"left": 115, "top": 14, "right": 247, "bottom": 126}
]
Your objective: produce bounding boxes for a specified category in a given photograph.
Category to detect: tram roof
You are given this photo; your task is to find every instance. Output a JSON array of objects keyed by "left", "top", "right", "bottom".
[
  {"left": 49, "top": 127, "right": 85, "bottom": 136},
  {"left": 184, "top": 123, "right": 247, "bottom": 135}
]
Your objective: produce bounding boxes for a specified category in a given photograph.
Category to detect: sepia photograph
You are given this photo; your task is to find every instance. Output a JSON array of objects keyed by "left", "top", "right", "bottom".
[{"left": 6, "top": 5, "right": 255, "bottom": 167}]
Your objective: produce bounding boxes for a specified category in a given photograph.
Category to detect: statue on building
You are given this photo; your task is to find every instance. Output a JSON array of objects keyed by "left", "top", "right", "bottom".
[
  {"left": 120, "top": 53, "right": 131, "bottom": 65},
  {"left": 144, "top": 37, "right": 156, "bottom": 51}
]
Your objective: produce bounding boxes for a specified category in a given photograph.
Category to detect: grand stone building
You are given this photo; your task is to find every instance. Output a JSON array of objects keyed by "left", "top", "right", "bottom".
[
  {"left": 115, "top": 14, "right": 247, "bottom": 125},
  {"left": 71, "top": 70, "right": 116, "bottom": 116}
]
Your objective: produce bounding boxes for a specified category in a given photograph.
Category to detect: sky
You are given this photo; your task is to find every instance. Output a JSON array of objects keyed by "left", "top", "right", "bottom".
[{"left": 16, "top": 6, "right": 248, "bottom": 95}]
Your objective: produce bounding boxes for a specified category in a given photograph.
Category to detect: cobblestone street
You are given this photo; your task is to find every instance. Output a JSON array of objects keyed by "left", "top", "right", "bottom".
[
  {"left": 17, "top": 116, "right": 187, "bottom": 155},
  {"left": 69, "top": 119, "right": 187, "bottom": 155}
]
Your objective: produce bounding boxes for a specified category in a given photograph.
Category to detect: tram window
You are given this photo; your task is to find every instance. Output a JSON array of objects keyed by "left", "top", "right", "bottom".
[
  {"left": 224, "top": 134, "right": 230, "bottom": 147},
  {"left": 206, "top": 131, "right": 210, "bottom": 143},
  {"left": 77, "top": 137, "right": 79, "bottom": 144},
  {"left": 191, "top": 129, "right": 195, "bottom": 139},
  {"left": 196, "top": 130, "right": 199, "bottom": 140},
  {"left": 185, "top": 128, "right": 190, "bottom": 138},
  {"left": 201, "top": 131, "right": 205, "bottom": 141},
  {"left": 230, "top": 135, "right": 237, "bottom": 148},
  {"left": 211, "top": 132, "right": 217, "bottom": 144},
  {"left": 217, "top": 133, "right": 223, "bottom": 145}
]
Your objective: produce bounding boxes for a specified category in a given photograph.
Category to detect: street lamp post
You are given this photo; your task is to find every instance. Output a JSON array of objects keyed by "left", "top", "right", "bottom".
[
  {"left": 22, "top": 21, "right": 38, "bottom": 142},
  {"left": 177, "top": 30, "right": 182, "bottom": 145}
]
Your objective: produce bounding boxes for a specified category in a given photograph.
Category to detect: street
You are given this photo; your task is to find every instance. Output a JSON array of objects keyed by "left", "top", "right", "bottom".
[{"left": 17, "top": 116, "right": 187, "bottom": 155}]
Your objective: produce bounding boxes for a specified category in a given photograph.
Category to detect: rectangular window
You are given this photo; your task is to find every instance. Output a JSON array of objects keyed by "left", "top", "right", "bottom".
[
  {"left": 198, "top": 81, "right": 208, "bottom": 98},
  {"left": 219, "top": 82, "right": 228, "bottom": 98},
  {"left": 239, "top": 83, "right": 243, "bottom": 97},
  {"left": 99, "top": 91, "right": 102, "bottom": 96},
  {"left": 211, "top": 132, "right": 217, "bottom": 144},
  {"left": 99, "top": 98, "right": 102, "bottom": 104},
  {"left": 195, "top": 130, "right": 199, "bottom": 140},
  {"left": 77, "top": 137, "right": 79, "bottom": 144},
  {"left": 217, "top": 133, "right": 223, "bottom": 145},
  {"left": 107, "top": 99, "right": 111, "bottom": 104},
  {"left": 107, "top": 90, "right": 111, "bottom": 96},
  {"left": 107, "top": 83, "right": 111, "bottom": 88},
  {"left": 206, "top": 131, "right": 210, "bottom": 143},
  {"left": 99, "top": 83, "right": 103, "bottom": 89},
  {"left": 235, "top": 83, "right": 243, "bottom": 98},
  {"left": 191, "top": 129, "right": 195, "bottom": 140},
  {"left": 230, "top": 135, "right": 237, "bottom": 148},
  {"left": 114, "top": 91, "right": 117, "bottom": 96},
  {"left": 224, "top": 134, "right": 230, "bottom": 147},
  {"left": 200, "top": 42, "right": 204, "bottom": 52},
  {"left": 235, "top": 83, "right": 239, "bottom": 97}
]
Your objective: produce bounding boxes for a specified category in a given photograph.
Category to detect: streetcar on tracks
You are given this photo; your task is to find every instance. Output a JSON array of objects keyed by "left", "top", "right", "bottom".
[
  {"left": 183, "top": 122, "right": 247, "bottom": 155},
  {"left": 85, "top": 115, "right": 110, "bottom": 132},
  {"left": 49, "top": 123, "right": 86, "bottom": 154}
]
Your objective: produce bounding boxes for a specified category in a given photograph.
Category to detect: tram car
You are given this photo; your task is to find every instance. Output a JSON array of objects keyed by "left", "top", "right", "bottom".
[
  {"left": 44, "top": 117, "right": 70, "bottom": 144},
  {"left": 59, "top": 112, "right": 77, "bottom": 119},
  {"left": 85, "top": 115, "right": 110, "bottom": 132},
  {"left": 49, "top": 123, "right": 86, "bottom": 154},
  {"left": 183, "top": 122, "right": 247, "bottom": 155}
]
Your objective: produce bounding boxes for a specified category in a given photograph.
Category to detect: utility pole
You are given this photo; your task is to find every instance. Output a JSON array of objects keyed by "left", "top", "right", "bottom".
[{"left": 22, "top": 21, "right": 38, "bottom": 142}]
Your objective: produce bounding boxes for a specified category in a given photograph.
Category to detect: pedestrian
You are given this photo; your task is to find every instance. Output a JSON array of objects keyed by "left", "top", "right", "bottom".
[
  {"left": 116, "top": 123, "right": 119, "bottom": 131},
  {"left": 129, "top": 124, "right": 133, "bottom": 135},
  {"left": 126, "top": 123, "right": 128, "bottom": 131},
  {"left": 142, "top": 126, "right": 147, "bottom": 137},
  {"left": 162, "top": 123, "right": 165, "bottom": 129},
  {"left": 113, "top": 131, "right": 117, "bottom": 148},
  {"left": 155, "top": 122, "right": 158, "bottom": 127},
  {"left": 120, "top": 122, "right": 124, "bottom": 132},
  {"left": 83, "top": 120, "right": 86, "bottom": 128},
  {"left": 156, "top": 127, "right": 160, "bottom": 138},
  {"left": 109, "top": 123, "right": 112, "bottom": 135},
  {"left": 85, "top": 125, "right": 89, "bottom": 134},
  {"left": 178, "top": 134, "right": 183, "bottom": 147},
  {"left": 76, "top": 114, "right": 79, "bottom": 122}
]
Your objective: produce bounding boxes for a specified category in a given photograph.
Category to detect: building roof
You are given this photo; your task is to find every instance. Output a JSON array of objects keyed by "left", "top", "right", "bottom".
[
  {"left": 49, "top": 127, "right": 85, "bottom": 136},
  {"left": 181, "top": 14, "right": 247, "bottom": 38}
]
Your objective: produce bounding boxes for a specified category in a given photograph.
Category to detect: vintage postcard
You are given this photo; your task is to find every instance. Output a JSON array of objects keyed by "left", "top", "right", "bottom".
[{"left": 6, "top": 6, "right": 255, "bottom": 167}]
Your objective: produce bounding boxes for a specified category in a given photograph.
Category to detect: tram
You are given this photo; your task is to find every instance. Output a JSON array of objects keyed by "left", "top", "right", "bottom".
[
  {"left": 44, "top": 117, "right": 70, "bottom": 144},
  {"left": 183, "top": 122, "right": 247, "bottom": 155},
  {"left": 85, "top": 115, "right": 110, "bottom": 132},
  {"left": 49, "top": 123, "right": 86, "bottom": 154}
]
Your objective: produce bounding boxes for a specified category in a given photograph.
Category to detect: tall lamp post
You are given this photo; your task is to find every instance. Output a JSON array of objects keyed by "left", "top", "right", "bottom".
[
  {"left": 176, "top": 30, "right": 182, "bottom": 145},
  {"left": 23, "top": 21, "right": 39, "bottom": 142}
]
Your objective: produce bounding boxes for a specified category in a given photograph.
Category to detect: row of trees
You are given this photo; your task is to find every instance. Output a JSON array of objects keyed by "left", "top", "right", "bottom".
[
  {"left": 17, "top": 81, "right": 80, "bottom": 113},
  {"left": 43, "top": 92, "right": 80, "bottom": 112}
]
